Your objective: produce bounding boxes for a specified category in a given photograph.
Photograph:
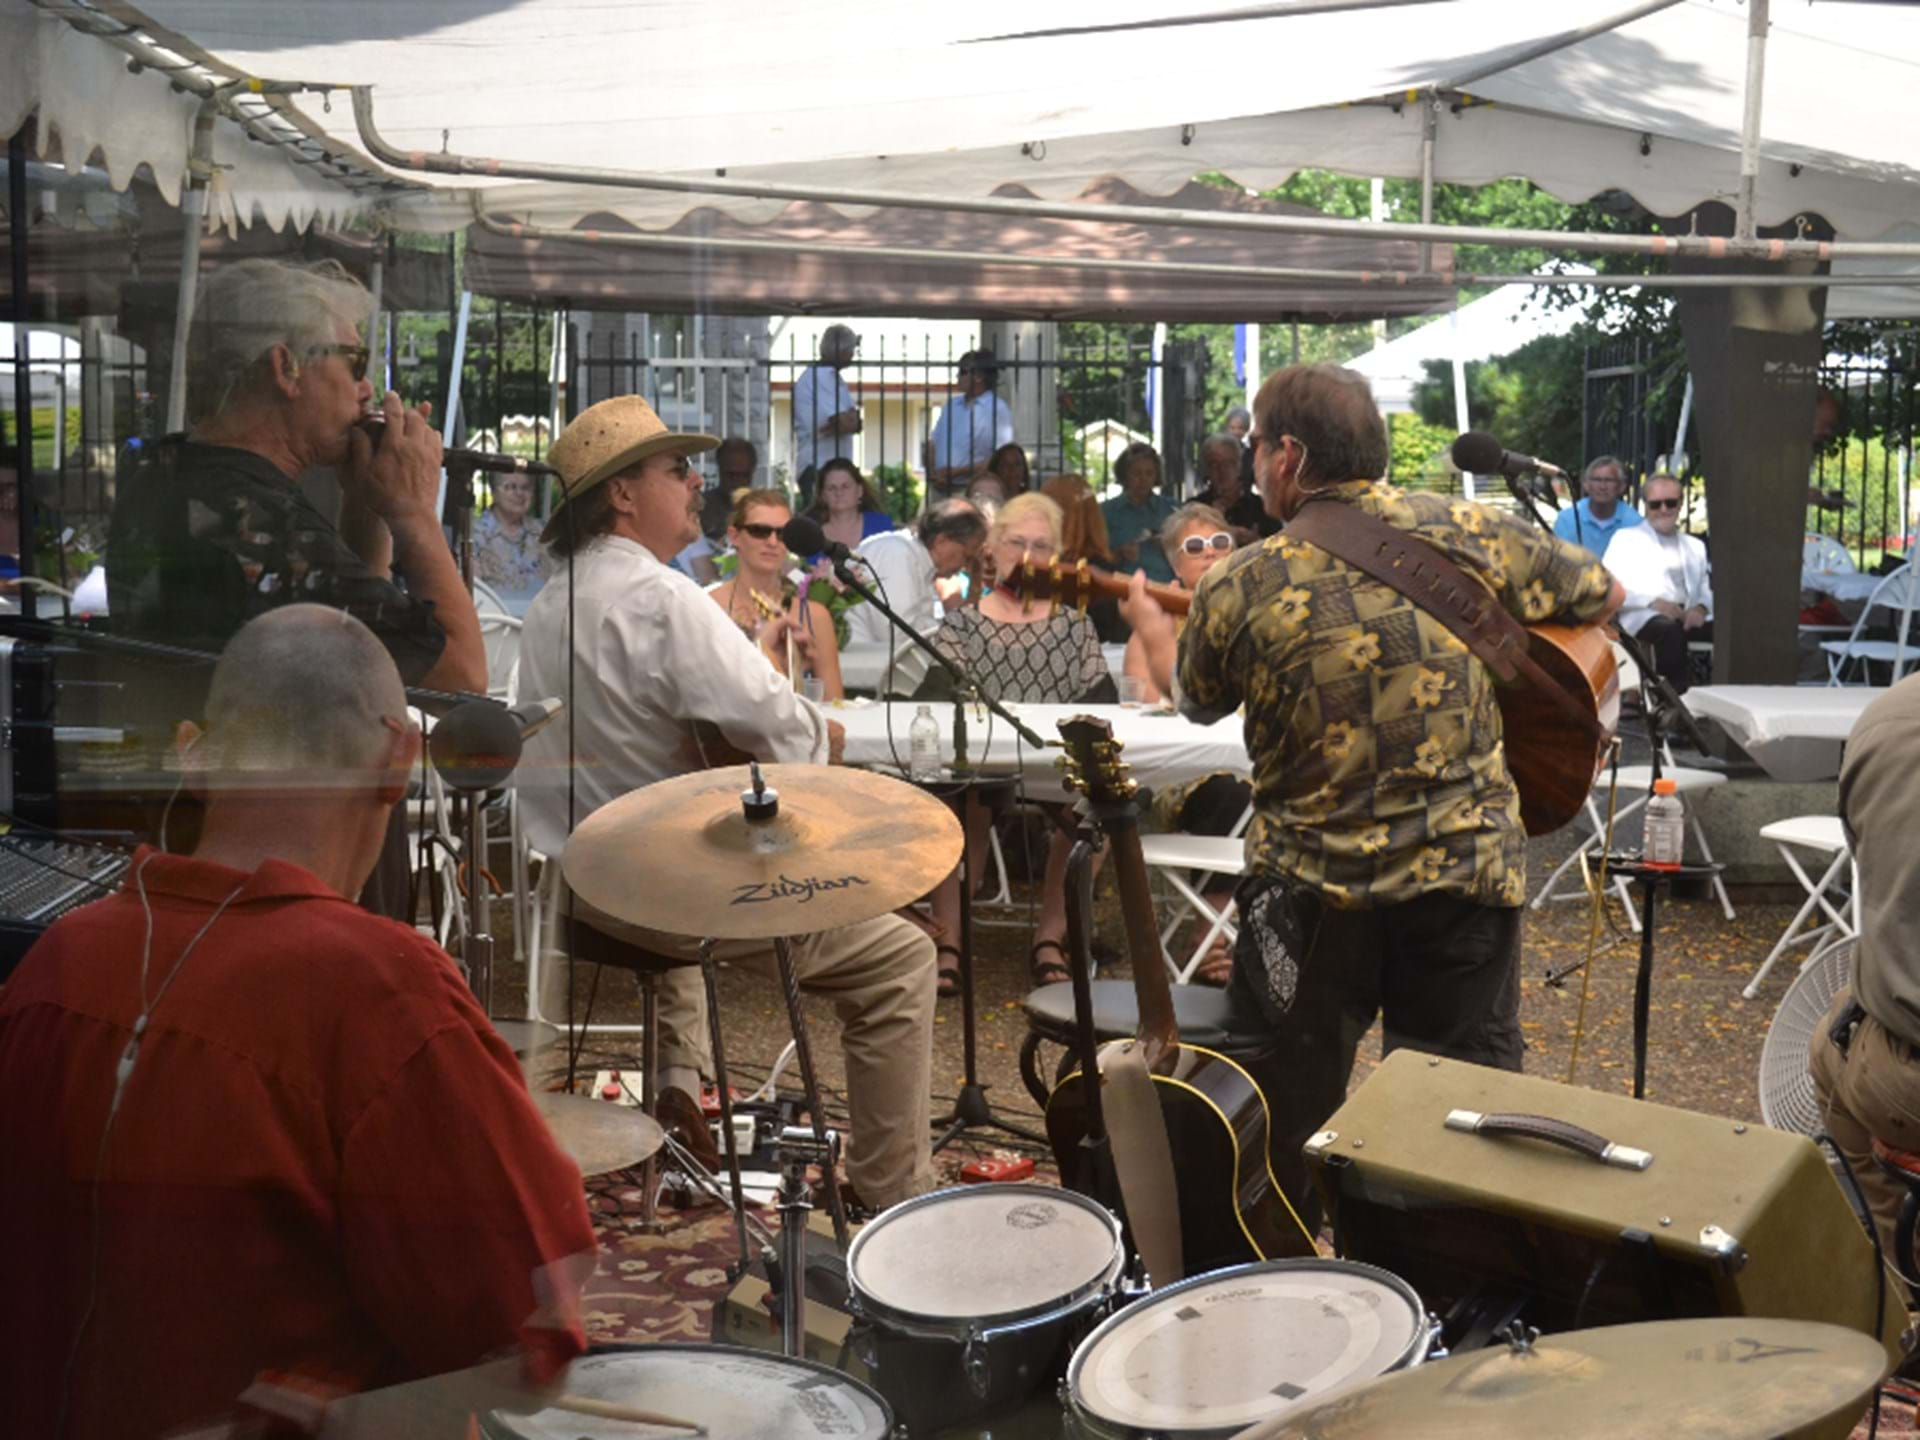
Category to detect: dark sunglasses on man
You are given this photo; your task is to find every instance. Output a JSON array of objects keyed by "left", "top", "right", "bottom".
[
  {"left": 1179, "top": 532, "right": 1234, "bottom": 555},
  {"left": 1644, "top": 496, "right": 1682, "bottom": 511},
  {"left": 307, "top": 343, "right": 371, "bottom": 382}
]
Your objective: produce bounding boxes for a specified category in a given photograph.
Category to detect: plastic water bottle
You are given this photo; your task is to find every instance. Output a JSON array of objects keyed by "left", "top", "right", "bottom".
[
  {"left": 1642, "top": 777, "right": 1686, "bottom": 870},
  {"left": 909, "top": 705, "right": 942, "bottom": 782}
]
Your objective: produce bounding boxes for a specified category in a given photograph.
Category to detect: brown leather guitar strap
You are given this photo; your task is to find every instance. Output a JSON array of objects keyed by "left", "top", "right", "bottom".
[{"left": 1283, "top": 496, "right": 1605, "bottom": 743}]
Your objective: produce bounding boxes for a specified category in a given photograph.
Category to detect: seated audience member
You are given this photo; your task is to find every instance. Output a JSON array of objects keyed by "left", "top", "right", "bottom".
[
  {"left": 1810, "top": 672, "right": 1920, "bottom": 1264},
  {"left": 1194, "top": 430, "right": 1278, "bottom": 542},
  {"left": 674, "top": 436, "right": 757, "bottom": 584},
  {"left": 1102, "top": 442, "right": 1177, "bottom": 584},
  {"left": 1124, "top": 503, "right": 1249, "bottom": 984},
  {"left": 843, "top": 499, "right": 989, "bottom": 697},
  {"left": 1604, "top": 472, "right": 1712, "bottom": 694},
  {"left": 474, "top": 472, "right": 553, "bottom": 592},
  {"left": 988, "top": 441, "right": 1032, "bottom": 496},
  {"left": 0, "top": 607, "right": 595, "bottom": 1440},
  {"left": 1551, "top": 455, "right": 1643, "bottom": 561},
  {"left": 966, "top": 470, "right": 1009, "bottom": 518},
  {"left": 517, "top": 395, "right": 937, "bottom": 1214},
  {"left": 1044, "top": 472, "right": 1121, "bottom": 638},
  {"left": 1223, "top": 404, "right": 1252, "bottom": 443},
  {"left": 710, "top": 486, "right": 845, "bottom": 700},
  {"left": 925, "top": 493, "right": 1115, "bottom": 993},
  {"left": 806, "top": 456, "right": 895, "bottom": 568}
]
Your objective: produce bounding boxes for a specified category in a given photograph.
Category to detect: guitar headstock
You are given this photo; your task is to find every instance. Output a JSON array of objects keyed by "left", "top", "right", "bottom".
[
  {"left": 1001, "top": 557, "right": 1094, "bottom": 615},
  {"left": 1056, "top": 714, "right": 1138, "bottom": 807}
]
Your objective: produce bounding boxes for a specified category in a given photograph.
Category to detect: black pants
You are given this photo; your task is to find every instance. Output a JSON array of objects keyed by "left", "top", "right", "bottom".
[
  {"left": 1635, "top": 615, "right": 1712, "bottom": 695},
  {"left": 1227, "top": 887, "right": 1524, "bottom": 1232}
]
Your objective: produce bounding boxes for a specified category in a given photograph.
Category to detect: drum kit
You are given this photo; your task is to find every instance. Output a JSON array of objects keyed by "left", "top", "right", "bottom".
[{"left": 480, "top": 762, "right": 1894, "bottom": 1440}]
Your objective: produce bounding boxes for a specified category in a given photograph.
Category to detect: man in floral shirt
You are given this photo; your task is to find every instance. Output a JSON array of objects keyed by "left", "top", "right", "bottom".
[{"left": 1125, "top": 363, "right": 1621, "bottom": 1222}]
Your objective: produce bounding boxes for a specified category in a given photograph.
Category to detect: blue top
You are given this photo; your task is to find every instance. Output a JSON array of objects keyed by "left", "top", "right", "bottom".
[
  {"left": 1553, "top": 498, "right": 1644, "bottom": 560},
  {"left": 1101, "top": 491, "right": 1178, "bottom": 584},
  {"left": 807, "top": 507, "right": 893, "bottom": 565}
]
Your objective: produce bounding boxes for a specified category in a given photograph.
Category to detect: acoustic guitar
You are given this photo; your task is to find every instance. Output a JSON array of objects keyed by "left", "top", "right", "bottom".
[
  {"left": 1003, "top": 560, "right": 1617, "bottom": 836},
  {"left": 1043, "top": 714, "right": 1316, "bottom": 1273}
]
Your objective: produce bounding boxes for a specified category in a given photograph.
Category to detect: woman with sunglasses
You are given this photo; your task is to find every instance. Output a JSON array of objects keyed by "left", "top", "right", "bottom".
[
  {"left": 1125, "top": 503, "right": 1250, "bottom": 985},
  {"left": 924, "top": 492, "right": 1115, "bottom": 993},
  {"left": 709, "top": 487, "right": 844, "bottom": 700},
  {"left": 472, "top": 473, "right": 552, "bottom": 592}
]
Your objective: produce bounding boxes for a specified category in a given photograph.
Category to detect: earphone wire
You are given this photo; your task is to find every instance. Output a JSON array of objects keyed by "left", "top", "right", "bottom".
[{"left": 58, "top": 852, "right": 248, "bottom": 1436}]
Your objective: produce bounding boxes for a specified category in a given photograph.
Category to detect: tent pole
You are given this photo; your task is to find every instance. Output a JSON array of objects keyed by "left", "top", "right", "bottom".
[
  {"left": 1672, "top": 373, "right": 1694, "bottom": 470},
  {"left": 1244, "top": 323, "right": 1261, "bottom": 410},
  {"left": 9, "top": 129, "right": 36, "bottom": 613},
  {"left": 1450, "top": 311, "right": 1474, "bottom": 501},
  {"left": 1419, "top": 92, "right": 1437, "bottom": 276},
  {"left": 164, "top": 97, "right": 219, "bottom": 434},
  {"left": 1735, "top": 0, "right": 1770, "bottom": 242},
  {"left": 436, "top": 290, "right": 472, "bottom": 523},
  {"left": 367, "top": 247, "right": 386, "bottom": 388}
]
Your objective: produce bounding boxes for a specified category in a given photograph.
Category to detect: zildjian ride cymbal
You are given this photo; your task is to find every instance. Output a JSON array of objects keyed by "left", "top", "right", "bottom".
[
  {"left": 530, "top": 1091, "right": 666, "bottom": 1177},
  {"left": 561, "top": 764, "right": 963, "bottom": 941},
  {"left": 1237, "top": 1316, "right": 1888, "bottom": 1440}
]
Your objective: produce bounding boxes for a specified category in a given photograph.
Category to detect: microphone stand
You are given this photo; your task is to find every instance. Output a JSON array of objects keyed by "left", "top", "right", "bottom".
[{"left": 830, "top": 554, "right": 1048, "bottom": 1150}]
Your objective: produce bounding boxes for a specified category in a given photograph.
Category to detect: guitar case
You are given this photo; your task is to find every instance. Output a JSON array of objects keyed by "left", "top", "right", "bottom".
[{"left": 1305, "top": 1050, "right": 1906, "bottom": 1377}]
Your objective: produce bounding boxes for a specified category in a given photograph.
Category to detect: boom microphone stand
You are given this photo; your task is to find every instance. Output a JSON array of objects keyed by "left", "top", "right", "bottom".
[{"left": 824, "top": 552, "right": 1049, "bottom": 1150}]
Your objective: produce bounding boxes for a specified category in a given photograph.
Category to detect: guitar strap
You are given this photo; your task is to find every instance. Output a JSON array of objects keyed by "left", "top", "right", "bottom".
[{"left": 1283, "top": 496, "right": 1606, "bottom": 744}]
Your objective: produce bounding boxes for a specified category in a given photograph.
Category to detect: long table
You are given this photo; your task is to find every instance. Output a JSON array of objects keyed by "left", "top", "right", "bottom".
[
  {"left": 1684, "top": 684, "right": 1884, "bottom": 782},
  {"left": 840, "top": 642, "right": 1132, "bottom": 696},
  {"left": 833, "top": 701, "right": 1249, "bottom": 797}
]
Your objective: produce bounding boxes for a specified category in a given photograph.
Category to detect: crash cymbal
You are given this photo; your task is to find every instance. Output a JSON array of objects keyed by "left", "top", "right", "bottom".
[
  {"left": 1237, "top": 1317, "right": 1887, "bottom": 1440},
  {"left": 532, "top": 1091, "right": 666, "bottom": 1177},
  {"left": 562, "top": 764, "right": 963, "bottom": 940}
]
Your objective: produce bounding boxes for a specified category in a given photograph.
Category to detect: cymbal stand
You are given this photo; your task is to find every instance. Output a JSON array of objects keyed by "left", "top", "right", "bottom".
[
  {"left": 441, "top": 455, "right": 495, "bottom": 1010},
  {"left": 773, "top": 934, "right": 851, "bottom": 1249},
  {"left": 770, "top": 1123, "right": 838, "bottom": 1359}
]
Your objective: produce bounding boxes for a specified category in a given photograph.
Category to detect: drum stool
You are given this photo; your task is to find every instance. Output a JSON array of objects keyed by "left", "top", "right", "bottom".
[
  {"left": 570, "top": 921, "right": 750, "bottom": 1239},
  {"left": 1018, "top": 979, "right": 1271, "bottom": 1108}
]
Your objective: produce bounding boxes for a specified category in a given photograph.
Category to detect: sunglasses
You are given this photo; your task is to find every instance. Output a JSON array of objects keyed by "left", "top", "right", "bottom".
[
  {"left": 1644, "top": 497, "right": 1682, "bottom": 511},
  {"left": 1180, "top": 532, "right": 1234, "bottom": 555},
  {"left": 308, "top": 343, "right": 370, "bottom": 382},
  {"left": 737, "top": 522, "right": 785, "bottom": 541}
]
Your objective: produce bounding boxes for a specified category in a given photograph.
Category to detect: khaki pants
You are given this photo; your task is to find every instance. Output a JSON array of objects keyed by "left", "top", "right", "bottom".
[
  {"left": 551, "top": 890, "right": 937, "bottom": 1209},
  {"left": 1809, "top": 993, "right": 1920, "bottom": 1265}
]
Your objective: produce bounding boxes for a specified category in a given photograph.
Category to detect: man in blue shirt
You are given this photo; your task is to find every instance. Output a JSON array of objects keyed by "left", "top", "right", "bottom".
[
  {"left": 1552, "top": 455, "right": 1643, "bottom": 559},
  {"left": 1101, "top": 442, "right": 1177, "bottom": 584}
]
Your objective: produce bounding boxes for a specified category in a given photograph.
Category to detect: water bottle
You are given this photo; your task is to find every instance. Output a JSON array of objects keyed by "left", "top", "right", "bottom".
[
  {"left": 1642, "top": 777, "right": 1686, "bottom": 869},
  {"left": 908, "top": 704, "right": 942, "bottom": 782}
]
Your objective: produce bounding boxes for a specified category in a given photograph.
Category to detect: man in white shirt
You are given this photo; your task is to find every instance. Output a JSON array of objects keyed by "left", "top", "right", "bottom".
[
  {"left": 923, "top": 350, "right": 1015, "bottom": 494},
  {"left": 1604, "top": 472, "right": 1712, "bottom": 694},
  {"left": 842, "top": 498, "right": 988, "bottom": 698},
  {"left": 791, "top": 325, "right": 862, "bottom": 504},
  {"left": 519, "top": 394, "right": 937, "bottom": 1211}
]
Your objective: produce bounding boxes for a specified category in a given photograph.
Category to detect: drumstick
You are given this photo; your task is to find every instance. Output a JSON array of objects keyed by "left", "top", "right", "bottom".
[{"left": 549, "top": 1392, "right": 707, "bottom": 1432}]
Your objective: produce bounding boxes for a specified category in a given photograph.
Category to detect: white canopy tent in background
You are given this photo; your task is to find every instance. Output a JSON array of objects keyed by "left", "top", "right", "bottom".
[{"left": 5, "top": 0, "right": 1912, "bottom": 317}]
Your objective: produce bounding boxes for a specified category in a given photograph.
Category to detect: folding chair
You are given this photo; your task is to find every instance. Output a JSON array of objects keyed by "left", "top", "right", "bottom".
[
  {"left": 1529, "top": 743, "right": 1736, "bottom": 933},
  {"left": 1823, "top": 563, "right": 1920, "bottom": 685},
  {"left": 1139, "top": 802, "right": 1252, "bottom": 982},
  {"left": 1741, "top": 814, "right": 1857, "bottom": 1000}
]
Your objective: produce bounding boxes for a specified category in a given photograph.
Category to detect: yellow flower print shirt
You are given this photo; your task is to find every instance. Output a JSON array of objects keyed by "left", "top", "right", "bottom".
[{"left": 1176, "top": 481, "right": 1614, "bottom": 909}]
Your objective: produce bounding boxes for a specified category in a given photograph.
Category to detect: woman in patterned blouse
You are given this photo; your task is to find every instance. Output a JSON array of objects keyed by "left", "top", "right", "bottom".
[
  {"left": 926, "top": 492, "right": 1113, "bottom": 992},
  {"left": 472, "top": 473, "right": 552, "bottom": 592}
]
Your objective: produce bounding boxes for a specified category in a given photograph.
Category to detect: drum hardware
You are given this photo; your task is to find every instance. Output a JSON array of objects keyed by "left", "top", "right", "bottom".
[
  {"left": 527, "top": 1090, "right": 665, "bottom": 1177},
  {"left": 769, "top": 1122, "right": 841, "bottom": 1359}
]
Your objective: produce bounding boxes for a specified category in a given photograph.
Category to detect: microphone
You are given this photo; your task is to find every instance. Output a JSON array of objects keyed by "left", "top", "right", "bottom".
[
  {"left": 781, "top": 514, "right": 852, "bottom": 564},
  {"left": 428, "top": 696, "right": 564, "bottom": 791},
  {"left": 356, "top": 417, "right": 560, "bottom": 476},
  {"left": 1450, "top": 431, "right": 1569, "bottom": 482}
]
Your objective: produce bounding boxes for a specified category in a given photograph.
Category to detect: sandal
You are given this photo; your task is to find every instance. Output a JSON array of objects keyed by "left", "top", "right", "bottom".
[
  {"left": 1030, "top": 938, "right": 1072, "bottom": 988},
  {"left": 936, "top": 944, "right": 963, "bottom": 1000}
]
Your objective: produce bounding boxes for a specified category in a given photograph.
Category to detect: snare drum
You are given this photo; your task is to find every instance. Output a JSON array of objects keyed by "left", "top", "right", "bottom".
[
  {"left": 479, "top": 1344, "right": 893, "bottom": 1440},
  {"left": 847, "top": 1183, "right": 1124, "bottom": 1432},
  {"left": 1065, "top": 1258, "right": 1432, "bottom": 1439}
]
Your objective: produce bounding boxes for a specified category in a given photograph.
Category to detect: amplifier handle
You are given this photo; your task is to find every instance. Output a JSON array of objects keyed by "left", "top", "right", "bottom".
[{"left": 1445, "top": 1109, "right": 1653, "bottom": 1170}]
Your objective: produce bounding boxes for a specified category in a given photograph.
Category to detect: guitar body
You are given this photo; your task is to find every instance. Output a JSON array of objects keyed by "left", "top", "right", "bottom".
[
  {"left": 1045, "top": 1042, "right": 1313, "bottom": 1274},
  {"left": 1496, "top": 623, "right": 1619, "bottom": 836}
]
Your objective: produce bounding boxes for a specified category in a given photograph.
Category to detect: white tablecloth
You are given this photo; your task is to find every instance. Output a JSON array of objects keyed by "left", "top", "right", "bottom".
[
  {"left": 1802, "top": 568, "right": 1884, "bottom": 604},
  {"left": 833, "top": 701, "right": 1248, "bottom": 797},
  {"left": 1684, "top": 684, "right": 1884, "bottom": 781},
  {"left": 841, "top": 641, "right": 1132, "bottom": 694}
]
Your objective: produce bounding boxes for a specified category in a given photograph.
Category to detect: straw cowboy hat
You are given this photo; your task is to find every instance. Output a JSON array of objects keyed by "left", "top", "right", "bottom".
[{"left": 547, "top": 395, "right": 719, "bottom": 510}]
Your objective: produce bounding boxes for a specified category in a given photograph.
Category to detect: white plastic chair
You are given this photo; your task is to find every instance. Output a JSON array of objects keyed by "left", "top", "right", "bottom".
[
  {"left": 1822, "top": 563, "right": 1920, "bottom": 685},
  {"left": 1530, "top": 744, "right": 1736, "bottom": 933},
  {"left": 1742, "top": 814, "right": 1857, "bottom": 1000},
  {"left": 1802, "top": 533, "right": 1855, "bottom": 577},
  {"left": 1140, "top": 802, "right": 1253, "bottom": 982}
]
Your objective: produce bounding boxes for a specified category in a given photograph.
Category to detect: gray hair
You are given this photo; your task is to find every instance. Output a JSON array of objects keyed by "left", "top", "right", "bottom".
[
  {"left": 917, "top": 496, "right": 987, "bottom": 549},
  {"left": 1224, "top": 405, "right": 1252, "bottom": 428},
  {"left": 186, "top": 258, "right": 369, "bottom": 424},
  {"left": 1161, "top": 502, "right": 1231, "bottom": 552},
  {"left": 820, "top": 324, "right": 859, "bottom": 362},
  {"left": 201, "top": 605, "right": 404, "bottom": 778},
  {"left": 1199, "top": 433, "right": 1242, "bottom": 467},
  {"left": 1582, "top": 455, "right": 1625, "bottom": 485}
]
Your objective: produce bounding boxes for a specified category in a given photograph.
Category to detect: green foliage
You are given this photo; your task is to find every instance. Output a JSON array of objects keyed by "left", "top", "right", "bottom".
[
  {"left": 1386, "top": 414, "right": 1459, "bottom": 491},
  {"left": 0, "top": 407, "right": 84, "bottom": 468},
  {"left": 871, "top": 462, "right": 920, "bottom": 520},
  {"left": 1808, "top": 434, "right": 1913, "bottom": 550},
  {"left": 1412, "top": 327, "right": 1597, "bottom": 474}
]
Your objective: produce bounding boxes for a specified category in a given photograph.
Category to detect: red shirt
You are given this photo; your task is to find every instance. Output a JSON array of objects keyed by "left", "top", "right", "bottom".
[{"left": 0, "top": 848, "right": 597, "bottom": 1439}]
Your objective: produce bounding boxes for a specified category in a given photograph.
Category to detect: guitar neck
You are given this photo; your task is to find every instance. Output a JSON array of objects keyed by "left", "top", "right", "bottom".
[
  {"left": 1102, "top": 811, "right": 1181, "bottom": 1066},
  {"left": 1005, "top": 561, "right": 1193, "bottom": 618}
]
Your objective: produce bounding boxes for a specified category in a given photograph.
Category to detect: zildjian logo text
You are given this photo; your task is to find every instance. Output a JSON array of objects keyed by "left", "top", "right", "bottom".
[{"left": 730, "top": 873, "right": 871, "bottom": 906}]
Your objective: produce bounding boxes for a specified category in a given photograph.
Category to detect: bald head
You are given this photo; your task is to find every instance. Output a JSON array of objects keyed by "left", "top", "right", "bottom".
[{"left": 200, "top": 606, "right": 407, "bottom": 780}]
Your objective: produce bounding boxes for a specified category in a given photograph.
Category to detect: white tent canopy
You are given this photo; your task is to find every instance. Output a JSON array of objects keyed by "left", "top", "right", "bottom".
[
  {"left": 1347, "top": 274, "right": 1590, "bottom": 413},
  {"left": 6, "top": 0, "right": 1920, "bottom": 311}
]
